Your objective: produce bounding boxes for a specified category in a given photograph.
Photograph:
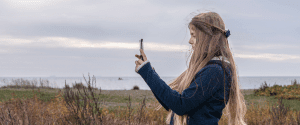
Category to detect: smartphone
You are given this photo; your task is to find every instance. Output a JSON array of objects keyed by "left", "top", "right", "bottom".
[{"left": 140, "top": 39, "right": 144, "bottom": 61}]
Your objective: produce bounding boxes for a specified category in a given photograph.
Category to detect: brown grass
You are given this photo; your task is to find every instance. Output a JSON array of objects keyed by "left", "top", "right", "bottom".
[{"left": 0, "top": 76, "right": 300, "bottom": 124}]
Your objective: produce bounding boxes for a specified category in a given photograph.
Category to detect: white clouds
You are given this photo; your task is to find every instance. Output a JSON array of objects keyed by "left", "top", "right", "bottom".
[
  {"left": 2, "top": 0, "right": 198, "bottom": 25},
  {"left": 0, "top": 49, "right": 9, "bottom": 54},
  {"left": 0, "top": 35, "right": 190, "bottom": 52},
  {"left": 0, "top": 36, "right": 33, "bottom": 44},
  {"left": 1, "top": 35, "right": 300, "bottom": 62},
  {"left": 234, "top": 53, "right": 300, "bottom": 61},
  {"left": 1, "top": 0, "right": 300, "bottom": 77},
  {"left": 235, "top": 44, "right": 300, "bottom": 50},
  {"left": 3, "top": 0, "right": 68, "bottom": 10}
]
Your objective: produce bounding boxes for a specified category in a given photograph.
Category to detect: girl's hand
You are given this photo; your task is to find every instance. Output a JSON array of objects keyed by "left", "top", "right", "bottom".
[{"left": 135, "top": 49, "right": 148, "bottom": 71}]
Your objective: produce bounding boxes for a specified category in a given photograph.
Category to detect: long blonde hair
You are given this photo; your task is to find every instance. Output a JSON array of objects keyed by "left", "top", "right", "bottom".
[{"left": 154, "top": 12, "right": 247, "bottom": 125}]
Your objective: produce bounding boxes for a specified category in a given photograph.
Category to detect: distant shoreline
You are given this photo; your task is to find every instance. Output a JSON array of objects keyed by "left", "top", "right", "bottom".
[{"left": 0, "top": 87, "right": 259, "bottom": 91}]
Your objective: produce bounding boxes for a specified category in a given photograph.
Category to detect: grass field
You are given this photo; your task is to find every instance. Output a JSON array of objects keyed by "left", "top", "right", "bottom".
[
  {"left": 0, "top": 77, "right": 299, "bottom": 124},
  {"left": 1, "top": 87, "right": 300, "bottom": 112},
  {"left": 0, "top": 88, "right": 156, "bottom": 111}
]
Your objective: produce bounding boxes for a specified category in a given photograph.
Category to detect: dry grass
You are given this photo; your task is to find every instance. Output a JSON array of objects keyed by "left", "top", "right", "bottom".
[{"left": 0, "top": 76, "right": 300, "bottom": 124}]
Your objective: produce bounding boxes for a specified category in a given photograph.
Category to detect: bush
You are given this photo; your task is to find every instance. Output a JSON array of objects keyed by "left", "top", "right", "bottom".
[
  {"left": 132, "top": 85, "right": 139, "bottom": 90},
  {"left": 63, "top": 80, "right": 71, "bottom": 90},
  {"left": 72, "top": 82, "right": 86, "bottom": 89}
]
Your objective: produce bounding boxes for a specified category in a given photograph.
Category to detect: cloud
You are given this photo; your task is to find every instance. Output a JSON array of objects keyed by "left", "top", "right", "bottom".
[
  {"left": 235, "top": 44, "right": 300, "bottom": 50},
  {"left": 3, "top": 0, "right": 69, "bottom": 10},
  {"left": 234, "top": 53, "right": 300, "bottom": 61},
  {"left": 0, "top": 49, "right": 9, "bottom": 54},
  {"left": 2, "top": 35, "right": 299, "bottom": 62},
  {"left": 0, "top": 35, "right": 190, "bottom": 52},
  {"left": 0, "top": 0, "right": 205, "bottom": 43}
]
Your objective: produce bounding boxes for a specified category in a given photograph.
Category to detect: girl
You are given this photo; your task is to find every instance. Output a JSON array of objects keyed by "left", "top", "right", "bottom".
[{"left": 135, "top": 12, "right": 247, "bottom": 125}]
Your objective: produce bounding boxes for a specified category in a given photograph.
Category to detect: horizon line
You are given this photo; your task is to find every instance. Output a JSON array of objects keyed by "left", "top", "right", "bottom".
[{"left": 1, "top": 76, "right": 300, "bottom": 77}]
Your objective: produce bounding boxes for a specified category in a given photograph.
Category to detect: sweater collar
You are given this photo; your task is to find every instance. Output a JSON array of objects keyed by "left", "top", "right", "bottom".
[{"left": 208, "top": 57, "right": 232, "bottom": 78}]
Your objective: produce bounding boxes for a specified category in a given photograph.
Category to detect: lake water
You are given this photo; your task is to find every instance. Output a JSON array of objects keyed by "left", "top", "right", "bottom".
[{"left": 0, "top": 76, "right": 300, "bottom": 90}]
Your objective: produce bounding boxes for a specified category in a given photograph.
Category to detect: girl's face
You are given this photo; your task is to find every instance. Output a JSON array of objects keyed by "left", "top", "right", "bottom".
[{"left": 189, "top": 27, "right": 196, "bottom": 50}]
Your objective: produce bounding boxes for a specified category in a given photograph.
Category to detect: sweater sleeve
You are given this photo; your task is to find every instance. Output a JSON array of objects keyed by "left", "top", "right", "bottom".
[
  {"left": 152, "top": 90, "right": 170, "bottom": 111},
  {"left": 135, "top": 60, "right": 150, "bottom": 73},
  {"left": 135, "top": 60, "right": 170, "bottom": 111},
  {"left": 137, "top": 62, "right": 225, "bottom": 116}
]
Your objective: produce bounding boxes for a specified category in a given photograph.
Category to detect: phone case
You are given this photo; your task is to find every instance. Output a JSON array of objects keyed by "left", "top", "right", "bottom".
[{"left": 140, "top": 39, "right": 144, "bottom": 61}]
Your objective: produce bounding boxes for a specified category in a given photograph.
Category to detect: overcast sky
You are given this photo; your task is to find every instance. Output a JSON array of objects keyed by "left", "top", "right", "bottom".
[{"left": 0, "top": 0, "right": 299, "bottom": 77}]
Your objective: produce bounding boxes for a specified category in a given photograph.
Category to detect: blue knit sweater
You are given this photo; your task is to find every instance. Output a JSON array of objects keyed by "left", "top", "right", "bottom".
[{"left": 136, "top": 59, "right": 232, "bottom": 125}]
